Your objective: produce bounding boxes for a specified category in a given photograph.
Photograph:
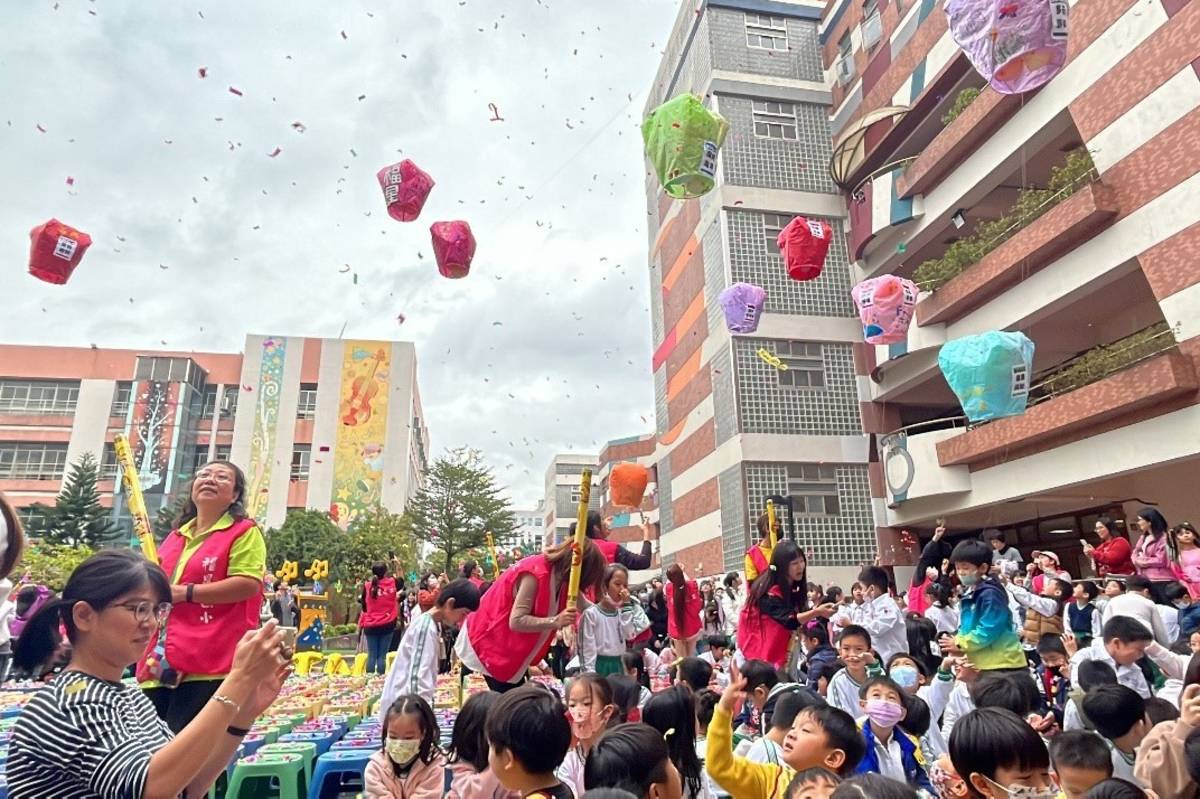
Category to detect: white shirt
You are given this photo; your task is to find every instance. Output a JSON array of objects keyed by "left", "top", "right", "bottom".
[
  {"left": 744, "top": 737, "right": 785, "bottom": 765},
  {"left": 380, "top": 610, "right": 440, "bottom": 720},
  {"left": 1101, "top": 593, "right": 1170, "bottom": 645},
  {"left": 941, "top": 681, "right": 975, "bottom": 741},
  {"left": 873, "top": 730, "right": 907, "bottom": 782},
  {"left": 578, "top": 602, "right": 648, "bottom": 671},
  {"left": 1157, "top": 604, "right": 1179, "bottom": 643},
  {"left": 1062, "top": 600, "right": 1104, "bottom": 641},
  {"left": 924, "top": 603, "right": 960, "bottom": 635},
  {"left": 827, "top": 668, "right": 869, "bottom": 718},
  {"left": 1110, "top": 745, "right": 1140, "bottom": 785},
  {"left": 719, "top": 589, "right": 742, "bottom": 637},
  {"left": 856, "top": 593, "right": 908, "bottom": 662},
  {"left": 1069, "top": 640, "right": 1152, "bottom": 698}
]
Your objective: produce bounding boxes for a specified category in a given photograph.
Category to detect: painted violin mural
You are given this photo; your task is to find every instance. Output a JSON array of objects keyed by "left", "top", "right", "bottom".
[{"left": 340, "top": 348, "right": 387, "bottom": 427}]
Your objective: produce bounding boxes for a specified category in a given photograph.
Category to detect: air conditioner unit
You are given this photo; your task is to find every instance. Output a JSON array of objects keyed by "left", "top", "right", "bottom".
[
  {"left": 836, "top": 56, "right": 856, "bottom": 86},
  {"left": 861, "top": 12, "right": 882, "bottom": 50}
]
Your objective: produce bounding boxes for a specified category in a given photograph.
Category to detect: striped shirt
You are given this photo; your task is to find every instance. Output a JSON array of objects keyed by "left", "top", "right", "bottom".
[
  {"left": 8, "top": 671, "right": 172, "bottom": 798},
  {"left": 379, "top": 609, "right": 440, "bottom": 720}
]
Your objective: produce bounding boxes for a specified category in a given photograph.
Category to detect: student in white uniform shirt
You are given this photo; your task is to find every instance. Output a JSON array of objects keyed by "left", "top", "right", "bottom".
[
  {"left": 1080, "top": 684, "right": 1152, "bottom": 786},
  {"left": 743, "top": 691, "right": 814, "bottom": 765},
  {"left": 825, "top": 624, "right": 884, "bottom": 717},
  {"left": 1100, "top": 575, "right": 1170, "bottom": 645},
  {"left": 698, "top": 635, "right": 732, "bottom": 690},
  {"left": 1068, "top": 616, "right": 1155, "bottom": 699},
  {"left": 850, "top": 566, "right": 908, "bottom": 663}
]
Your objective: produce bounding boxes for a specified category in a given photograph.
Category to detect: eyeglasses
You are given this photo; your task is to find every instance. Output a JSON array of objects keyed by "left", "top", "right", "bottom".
[{"left": 114, "top": 601, "right": 172, "bottom": 626}]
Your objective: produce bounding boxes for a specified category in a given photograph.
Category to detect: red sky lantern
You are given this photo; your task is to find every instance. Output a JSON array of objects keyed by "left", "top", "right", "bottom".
[
  {"left": 610, "top": 462, "right": 650, "bottom": 508},
  {"left": 778, "top": 217, "right": 833, "bottom": 281},
  {"left": 430, "top": 221, "right": 476, "bottom": 279},
  {"left": 28, "top": 219, "right": 92, "bottom": 284},
  {"left": 376, "top": 159, "right": 434, "bottom": 222}
]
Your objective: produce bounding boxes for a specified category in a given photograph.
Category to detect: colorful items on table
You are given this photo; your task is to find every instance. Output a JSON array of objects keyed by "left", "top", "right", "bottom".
[
  {"left": 641, "top": 93, "right": 729, "bottom": 199},
  {"left": 938, "top": 330, "right": 1035, "bottom": 422},
  {"left": 851, "top": 274, "right": 918, "bottom": 344},
  {"left": 718, "top": 282, "right": 767, "bottom": 334},
  {"left": 609, "top": 462, "right": 650, "bottom": 509},
  {"left": 376, "top": 159, "right": 435, "bottom": 222},
  {"left": 945, "top": 0, "right": 1068, "bottom": 95},
  {"left": 430, "top": 220, "right": 476, "bottom": 279},
  {"left": 28, "top": 219, "right": 92, "bottom": 285},
  {"left": 778, "top": 216, "right": 833, "bottom": 281}
]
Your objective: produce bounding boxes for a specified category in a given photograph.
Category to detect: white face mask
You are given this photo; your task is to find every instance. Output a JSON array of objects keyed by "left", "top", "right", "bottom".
[{"left": 385, "top": 738, "right": 421, "bottom": 766}]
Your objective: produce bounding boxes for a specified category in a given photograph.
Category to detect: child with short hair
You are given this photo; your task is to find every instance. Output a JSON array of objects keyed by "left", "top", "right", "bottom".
[
  {"left": 578, "top": 564, "right": 650, "bottom": 675},
  {"left": 583, "top": 722, "right": 684, "bottom": 799},
  {"left": 694, "top": 689, "right": 729, "bottom": 799},
  {"left": 486, "top": 684, "right": 574, "bottom": 799},
  {"left": 825, "top": 625, "right": 883, "bottom": 717},
  {"left": 800, "top": 621, "right": 839, "bottom": 696},
  {"left": 366, "top": 694, "right": 447, "bottom": 798},
  {"left": 1035, "top": 633, "right": 1071, "bottom": 724},
  {"left": 853, "top": 566, "right": 907, "bottom": 662},
  {"left": 853, "top": 676, "right": 934, "bottom": 792},
  {"left": 447, "top": 691, "right": 519, "bottom": 799},
  {"left": 942, "top": 539, "right": 1027, "bottom": 672},
  {"left": 1065, "top": 660, "right": 1119, "bottom": 732},
  {"left": 676, "top": 656, "right": 714, "bottom": 694},
  {"left": 922, "top": 581, "right": 959, "bottom": 636},
  {"left": 699, "top": 635, "right": 732, "bottom": 689},
  {"left": 1066, "top": 581, "right": 1103, "bottom": 648},
  {"left": 1082, "top": 684, "right": 1151, "bottom": 785},
  {"left": 737, "top": 658, "right": 782, "bottom": 734},
  {"left": 949, "top": 707, "right": 1055, "bottom": 798},
  {"left": 621, "top": 651, "right": 653, "bottom": 708},
  {"left": 785, "top": 767, "right": 840, "bottom": 798},
  {"left": 888, "top": 653, "right": 951, "bottom": 759},
  {"left": 380, "top": 578, "right": 480, "bottom": 715},
  {"left": 745, "top": 691, "right": 820, "bottom": 766},
  {"left": 1069, "top": 616, "right": 1155, "bottom": 698},
  {"left": 1049, "top": 730, "right": 1113, "bottom": 799}
]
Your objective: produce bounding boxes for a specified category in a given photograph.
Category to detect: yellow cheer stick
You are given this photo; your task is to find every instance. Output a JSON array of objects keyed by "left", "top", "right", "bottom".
[
  {"left": 766, "top": 498, "right": 778, "bottom": 549},
  {"left": 566, "top": 468, "right": 592, "bottom": 611},
  {"left": 114, "top": 433, "right": 157, "bottom": 561},
  {"left": 485, "top": 531, "right": 500, "bottom": 580}
]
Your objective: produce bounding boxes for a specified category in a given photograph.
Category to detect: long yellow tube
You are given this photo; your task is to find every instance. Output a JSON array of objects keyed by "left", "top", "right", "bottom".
[
  {"left": 485, "top": 531, "right": 500, "bottom": 580},
  {"left": 766, "top": 498, "right": 778, "bottom": 548},
  {"left": 114, "top": 433, "right": 158, "bottom": 561},
  {"left": 566, "top": 468, "right": 592, "bottom": 610}
]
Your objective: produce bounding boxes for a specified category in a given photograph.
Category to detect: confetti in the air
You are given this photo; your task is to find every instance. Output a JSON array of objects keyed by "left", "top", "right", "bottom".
[
  {"left": 268, "top": 147, "right": 282, "bottom": 157},
  {"left": 198, "top": 67, "right": 208, "bottom": 78},
  {"left": 488, "top": 102, "right": 504, "bottom": 122},
  {"left": 228, "top": 86, "right": 243, "bottom": 96}
]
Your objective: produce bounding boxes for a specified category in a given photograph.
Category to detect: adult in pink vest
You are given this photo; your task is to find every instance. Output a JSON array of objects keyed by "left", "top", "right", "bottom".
[
  {"left": 359, "top": 563, "right": 398, "bottom": 674},
  {"left": 737, "top": 540, "right": 836, "bottom": 670},
  {"left": 137, "top": 461, "right": 266, "bottom": 732},
  {"left": 454, "top": 538, "right": 606, "bottom": 692},
  {"left": 664, "top": 564, "right": 703, "bottom": 659},
  {"left": 575, "top": 511, "right": 654, "bottom": 570}
]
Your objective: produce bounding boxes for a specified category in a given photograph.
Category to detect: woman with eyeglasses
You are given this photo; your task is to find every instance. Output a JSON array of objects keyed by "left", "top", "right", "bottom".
[
  {"left": 134, "top": 461, "right": 268, "bottom": 732},
  {"left": 8, "top": 549, "right": 289, "bottom": 799}
]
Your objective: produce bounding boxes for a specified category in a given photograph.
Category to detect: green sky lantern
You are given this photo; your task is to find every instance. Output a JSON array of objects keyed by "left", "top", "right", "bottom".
[{"left": 642, "top": 93, "right": 729, "bottom": 200}]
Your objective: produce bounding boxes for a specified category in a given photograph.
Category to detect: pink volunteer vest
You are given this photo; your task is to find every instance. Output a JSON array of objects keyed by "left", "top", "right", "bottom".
[
  {"left": 467, "top": 554, "right": 561, "bottom": 683},
  {"left": 359, "top": 577, "right": 398, "bottom": 628},
  {"left": 737, "top": 585, "right": 792, "bottom": 668}
]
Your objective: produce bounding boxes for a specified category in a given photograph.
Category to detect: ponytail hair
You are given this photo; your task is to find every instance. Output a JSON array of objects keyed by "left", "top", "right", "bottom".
[
  {"left": 13, "top": 549, "right": 170, "bottom": 675},
  {"left": 370, "top": 562, "right": 387, "bottom": 599},
  {"left": 666, "top": 564, "right": 688, "bottom": 634}
]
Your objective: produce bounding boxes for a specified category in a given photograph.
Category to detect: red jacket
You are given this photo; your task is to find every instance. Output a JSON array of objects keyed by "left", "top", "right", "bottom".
[
  {"left": 664, "top": 578, "right": 702, "bottom": 641},
  {"left": 1091, "top": 536, "right": 1134, "bottom": 578},
  {"left": 737, "top": 585, "right": 795, "bottom": 668},
  {"left": 359, "top": 576, "right": 398, "bottom": 629},
  {"left": 466, "top": 554, "right": 561, "bottom": 683}
]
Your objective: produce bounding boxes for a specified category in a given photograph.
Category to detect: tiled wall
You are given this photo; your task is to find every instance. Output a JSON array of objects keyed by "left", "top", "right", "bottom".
[
  {"left": 727, "top": 210, "right": 855, "bottom": 318},
  {"left": 744, "top": 462, "right": 876, "bottom": 566},
  {"left": 732, "top": 337, "right": 862, "bottom": 436},
  {"left": 657, "top": 456, "right": 673, "bottom": 537},
  {"left": 719, "top": 96, "right": 838, "bottom": 194},
  {"left": 709, "top": 8, "right": 824, "bottom": 82},
  {"left": 719, "top": 462, "right": 749, "bottom": 571},
  {"left": 711, "top": 345, "right": 739, "bottom": 446}
]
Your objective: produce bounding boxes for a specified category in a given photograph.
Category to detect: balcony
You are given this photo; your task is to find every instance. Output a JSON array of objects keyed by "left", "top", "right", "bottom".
[{"left": 879, "top": 424, "right": 971, "bottom": 508}]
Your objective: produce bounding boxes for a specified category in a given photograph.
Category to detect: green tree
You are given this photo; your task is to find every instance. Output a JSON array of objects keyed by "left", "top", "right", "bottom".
[
  {"left": 341, "top": 508, "right": 420, "bottom": 588},
  {"left": 27, "top": 452, "right": 118, "bottom": 548},
  {"left": 263, "top": 509, "right": 344, "bottom": 577},
  {"left": 406, "top": 448, "right": 516, "bottom": 574},
  {"left": 17, "top": 541, "right": 96, "bottom": 589},
  {"left": 153, "top": 491, "right": 190, "bottom": 542}
]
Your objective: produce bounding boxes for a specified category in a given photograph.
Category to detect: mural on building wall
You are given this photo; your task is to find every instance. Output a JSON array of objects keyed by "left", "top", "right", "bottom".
[
  {"left": 127, "top": 380, "right": 182, "bottom": 494},
  {"left": 331, "top": 342, "right": 391, "bottom": 530},
  {"left": 246, "top": 337, "right": 288, "bottom": 520}
]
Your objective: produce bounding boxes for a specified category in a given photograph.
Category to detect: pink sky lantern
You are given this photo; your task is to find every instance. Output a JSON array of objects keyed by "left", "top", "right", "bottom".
[
  {"left": 376, "top": 159, "right": 434, "bottom": 222},
  {"left": 718, "top": 282, "right": 767, "bottom": 333},
  {"left": 430, "top": 221, "right": 476, "bottom": 279},
  {"left": 778, "top": 217, "right": 833, "bottom": 281},
  {"left": 852, "top": 275, "right": 918, "bottom": 344},
  {"left": 28, "top": 219, "right": 93, "bottom": 285},
  {"left": 945, "top": 0, "right": 1069, "bottom": 95}
]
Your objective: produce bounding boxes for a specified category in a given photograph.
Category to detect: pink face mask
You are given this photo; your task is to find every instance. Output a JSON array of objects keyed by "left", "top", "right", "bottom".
[
  {"left": 863, "top": 698, "right": 905, "bottom": 728},
  {"left": 569, "top": 705, "right": 606, "bottom": 740}
]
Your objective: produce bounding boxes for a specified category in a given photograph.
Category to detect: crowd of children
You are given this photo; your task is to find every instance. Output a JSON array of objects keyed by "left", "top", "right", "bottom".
[{"left": 361, "top": 510, "right": 1200, "bottom": 798}]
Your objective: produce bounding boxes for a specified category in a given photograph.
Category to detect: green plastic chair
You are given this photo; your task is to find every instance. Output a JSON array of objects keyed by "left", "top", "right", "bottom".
[
  {"left": 259, "top": 742, "right": 318, "bottom": 787},
  {"left": 226, "top": 752, "right": 306, "bottom": 799}
]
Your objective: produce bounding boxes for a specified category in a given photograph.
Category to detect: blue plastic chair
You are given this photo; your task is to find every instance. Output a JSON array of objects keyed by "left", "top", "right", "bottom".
[
  {"left": 307, "top": 749, "right": 371, "bottom": 799},
  {"left": 330, "top": 739, "right": 377, "bottom": 752},
  {"left": 279, "top": 730, "right": 337, "bottom": 757}
]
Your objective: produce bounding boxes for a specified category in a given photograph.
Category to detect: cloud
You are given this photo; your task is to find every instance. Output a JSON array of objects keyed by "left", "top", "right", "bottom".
[{"left": 0, "top": 0, "right": 678, "bottom": 506}]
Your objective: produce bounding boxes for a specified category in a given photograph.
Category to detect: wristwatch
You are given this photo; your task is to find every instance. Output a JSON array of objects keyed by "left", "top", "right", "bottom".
[{"left": 186, "top": 583, "right": 195, "bottom": 603}]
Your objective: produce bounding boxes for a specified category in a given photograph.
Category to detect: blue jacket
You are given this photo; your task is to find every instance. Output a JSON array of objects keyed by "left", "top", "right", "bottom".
[
  {"left": 856, "top": 719, "right": 935, "bottom": 794},
  {"left": 955, "top": 576, "right": 1027, "bottom": 670},
  {"left": 803, "top": 645, "right": 839, "bottom": 693}
]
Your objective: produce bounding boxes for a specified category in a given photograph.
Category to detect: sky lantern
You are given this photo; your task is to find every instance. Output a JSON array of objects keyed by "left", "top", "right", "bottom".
[
  {"left": 945, "top": 0, "right": 1069, "bottom": 95},
  {"left": 610, "top": 462, "right": 650, "bottom": 508},
  {"left": 778, "top": 217, "right": 833, "bottom": 281},
  {"left": 938, "top": 330, "right": 1036, "bottom": 422},
  {"left": 430, "top": 221, "right": 475, "bottom": 279},
  {"left": 376, "top": 159, "right": 435, "bottom": 222},
  {"left": 28, "top": 219, "right": 92, "bottom": 285},
  {"left": 851, "top": 275, "right": 918, "bottom": 344},
  {"left": 718, "top": 282, "right": 767, "bottom": 334},
  {"left": 641, "top": 93, "right": 729, "bottom": 200}
]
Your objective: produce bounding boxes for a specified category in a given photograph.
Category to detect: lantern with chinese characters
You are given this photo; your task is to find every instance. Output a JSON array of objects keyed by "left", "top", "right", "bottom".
[
  {"left": 938, "top": 330, "right": 1035, "bottom": 422},
  {"left": 430, "top": 221, "right": 476, "bottom": 279},
  {"left": 778, "top": 216, "right": 833, "bottom": 281},
  {"left": 851, "top": 275, "right": 918, "bottom": 344},
  {"left": 610, "top": 462, "right": 650, "bottom": 509},
  {"left": 376, "top": 159, "right": 435, "bottom": 222},
  {"left": 945, "top": 0, "right": 1068, "bottom": 95},
  {"left": 641, "top": 93, "right": 729, "bottom": 200},
  {"left": 28, "top": 219, "right": 92, "bottom": 284},
  {"left": 718, "top": 282, "right": 767, "bottom": 334}
]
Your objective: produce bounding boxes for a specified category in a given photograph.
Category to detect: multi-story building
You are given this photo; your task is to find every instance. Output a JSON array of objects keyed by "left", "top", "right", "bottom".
[
  {"left": 511, "top": 500, "right": 548, "bottom": 551},
  {"left": 543, "top": 453, "right": 601, "bottom": 544},
  {"left": 824, "top": 0, "right": 1200, "bottom": 574},
  {"left": 0, "top": 334, "right": 429, "bottom": 535},
  {"left": 645, "top": 0, "right": 874, "bottom": 586},
  {"left": 597, "top": 433, "right": 662, "bottom": 579}
]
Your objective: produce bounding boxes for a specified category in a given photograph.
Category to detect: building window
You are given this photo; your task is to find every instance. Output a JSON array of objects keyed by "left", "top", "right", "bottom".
[
  {"left": 200, "top": 386, "right": 220, "bottom": 418},
  {"left": 762, "top": 213, "right": 796, "bottom": 253},
  {"left": 221, "top": 387, "right": 239, "bottom": 417},
  {"left": 213, "top": 445, "right": 231, "bottom": 462},
  {"left": 751, "top": 101, "right": 799, "bottom": 140},
  {"left": 838, "top": 31, "right": 853, "bottom": 58},
  {"left": 191, "top": 444, "right": 210, "bottom": 474},
  {"left": 0, "top": 380, "right": 80, "bottom": 415},
  {"left": 861, "top": 0, "right": 883, "bottom": 49},
  {"left": 100, "top": 443, "right": 120, "bottom": 481},
  {"left": 16, "top": 506, "right": 49, "bottom": 529},
  {"left": 291, "top": 445, "right": 311, "bottom": 480},
  {"left": 0, "top": 443, "right": 69, "bottom": 480},
  {"left": 111, "top": 382, "right": 132, "bottom": 417},
  {"left": 570, "top": 490, "right": 581, "bottom": 504},
  {"left": 745, "top": 13, "right": 788, "bottom": 50},
  {"left": 787, "top": 463, "right": 840, "bottom": 514},
  {"left": 776, "top": 342, "right": 826, "bottom": 388},
  {"left": 863, "top": 0, "right": 879, "bottom": 17},
  {"left": 297, "top": 383, "right": 318, "bottom": 420}
]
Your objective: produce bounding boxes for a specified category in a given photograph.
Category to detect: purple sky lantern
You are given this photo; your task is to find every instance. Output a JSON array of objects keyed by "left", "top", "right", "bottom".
[
  {"left": 946, "top": 0, "right": 1068, "bottom": 95},
  {"left": 719, "top": 282, "right": 767, "bottom": 334}
]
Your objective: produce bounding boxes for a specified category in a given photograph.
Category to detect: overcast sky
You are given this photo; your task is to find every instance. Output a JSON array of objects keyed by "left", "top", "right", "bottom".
[{"left": 0, "top": 0, "right": 682, "bottom": 507}]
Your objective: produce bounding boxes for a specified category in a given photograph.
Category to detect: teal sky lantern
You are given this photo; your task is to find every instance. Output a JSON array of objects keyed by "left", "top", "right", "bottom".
[{"left": 938, "top": 330, "right": 1035, "bottom": 422}]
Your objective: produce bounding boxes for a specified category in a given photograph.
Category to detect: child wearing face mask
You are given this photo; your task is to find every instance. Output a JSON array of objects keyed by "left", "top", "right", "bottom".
[
  {"left": 949, "top": 707, "right": 1057, "bottom": 799},
  {"left": 1034, "top": 634, "right": 1071, "bottom": 725},
  {"left": 887, "top": 653, "right": 952, "bottom": 759},
  {"left": 365, "top": 694, "right": 446, "bottom": 799},
  {"left": 939, "top": 540, "right": 1028, "bottom": 673},
  {"left": 557, "top": 673, "right": 617, "bottom": 797},
  {"left": 853, "top": 676, "right": 935, "bottom": 793}
]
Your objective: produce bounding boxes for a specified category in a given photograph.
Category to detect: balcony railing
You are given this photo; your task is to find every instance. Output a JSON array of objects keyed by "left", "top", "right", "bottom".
[{"left": 1030, "top": 323, "right": 1179, "bottom": 403}]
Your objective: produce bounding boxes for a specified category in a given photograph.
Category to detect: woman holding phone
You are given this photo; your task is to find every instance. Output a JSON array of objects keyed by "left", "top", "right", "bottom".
[{"left": 1083, "top": 516, "right": 1134, "bottom": 578}]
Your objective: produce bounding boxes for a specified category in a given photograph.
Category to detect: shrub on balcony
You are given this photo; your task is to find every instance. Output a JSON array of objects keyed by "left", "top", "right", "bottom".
[
  {"left": 941, "top": 87, "right": 981, "bottom": 126},
  {"left": 914, "top": 148, "right": 1097, "bottom": 291},
  {"left": 1038, "top": 322, "right": 1175, "bottom": 397}
]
